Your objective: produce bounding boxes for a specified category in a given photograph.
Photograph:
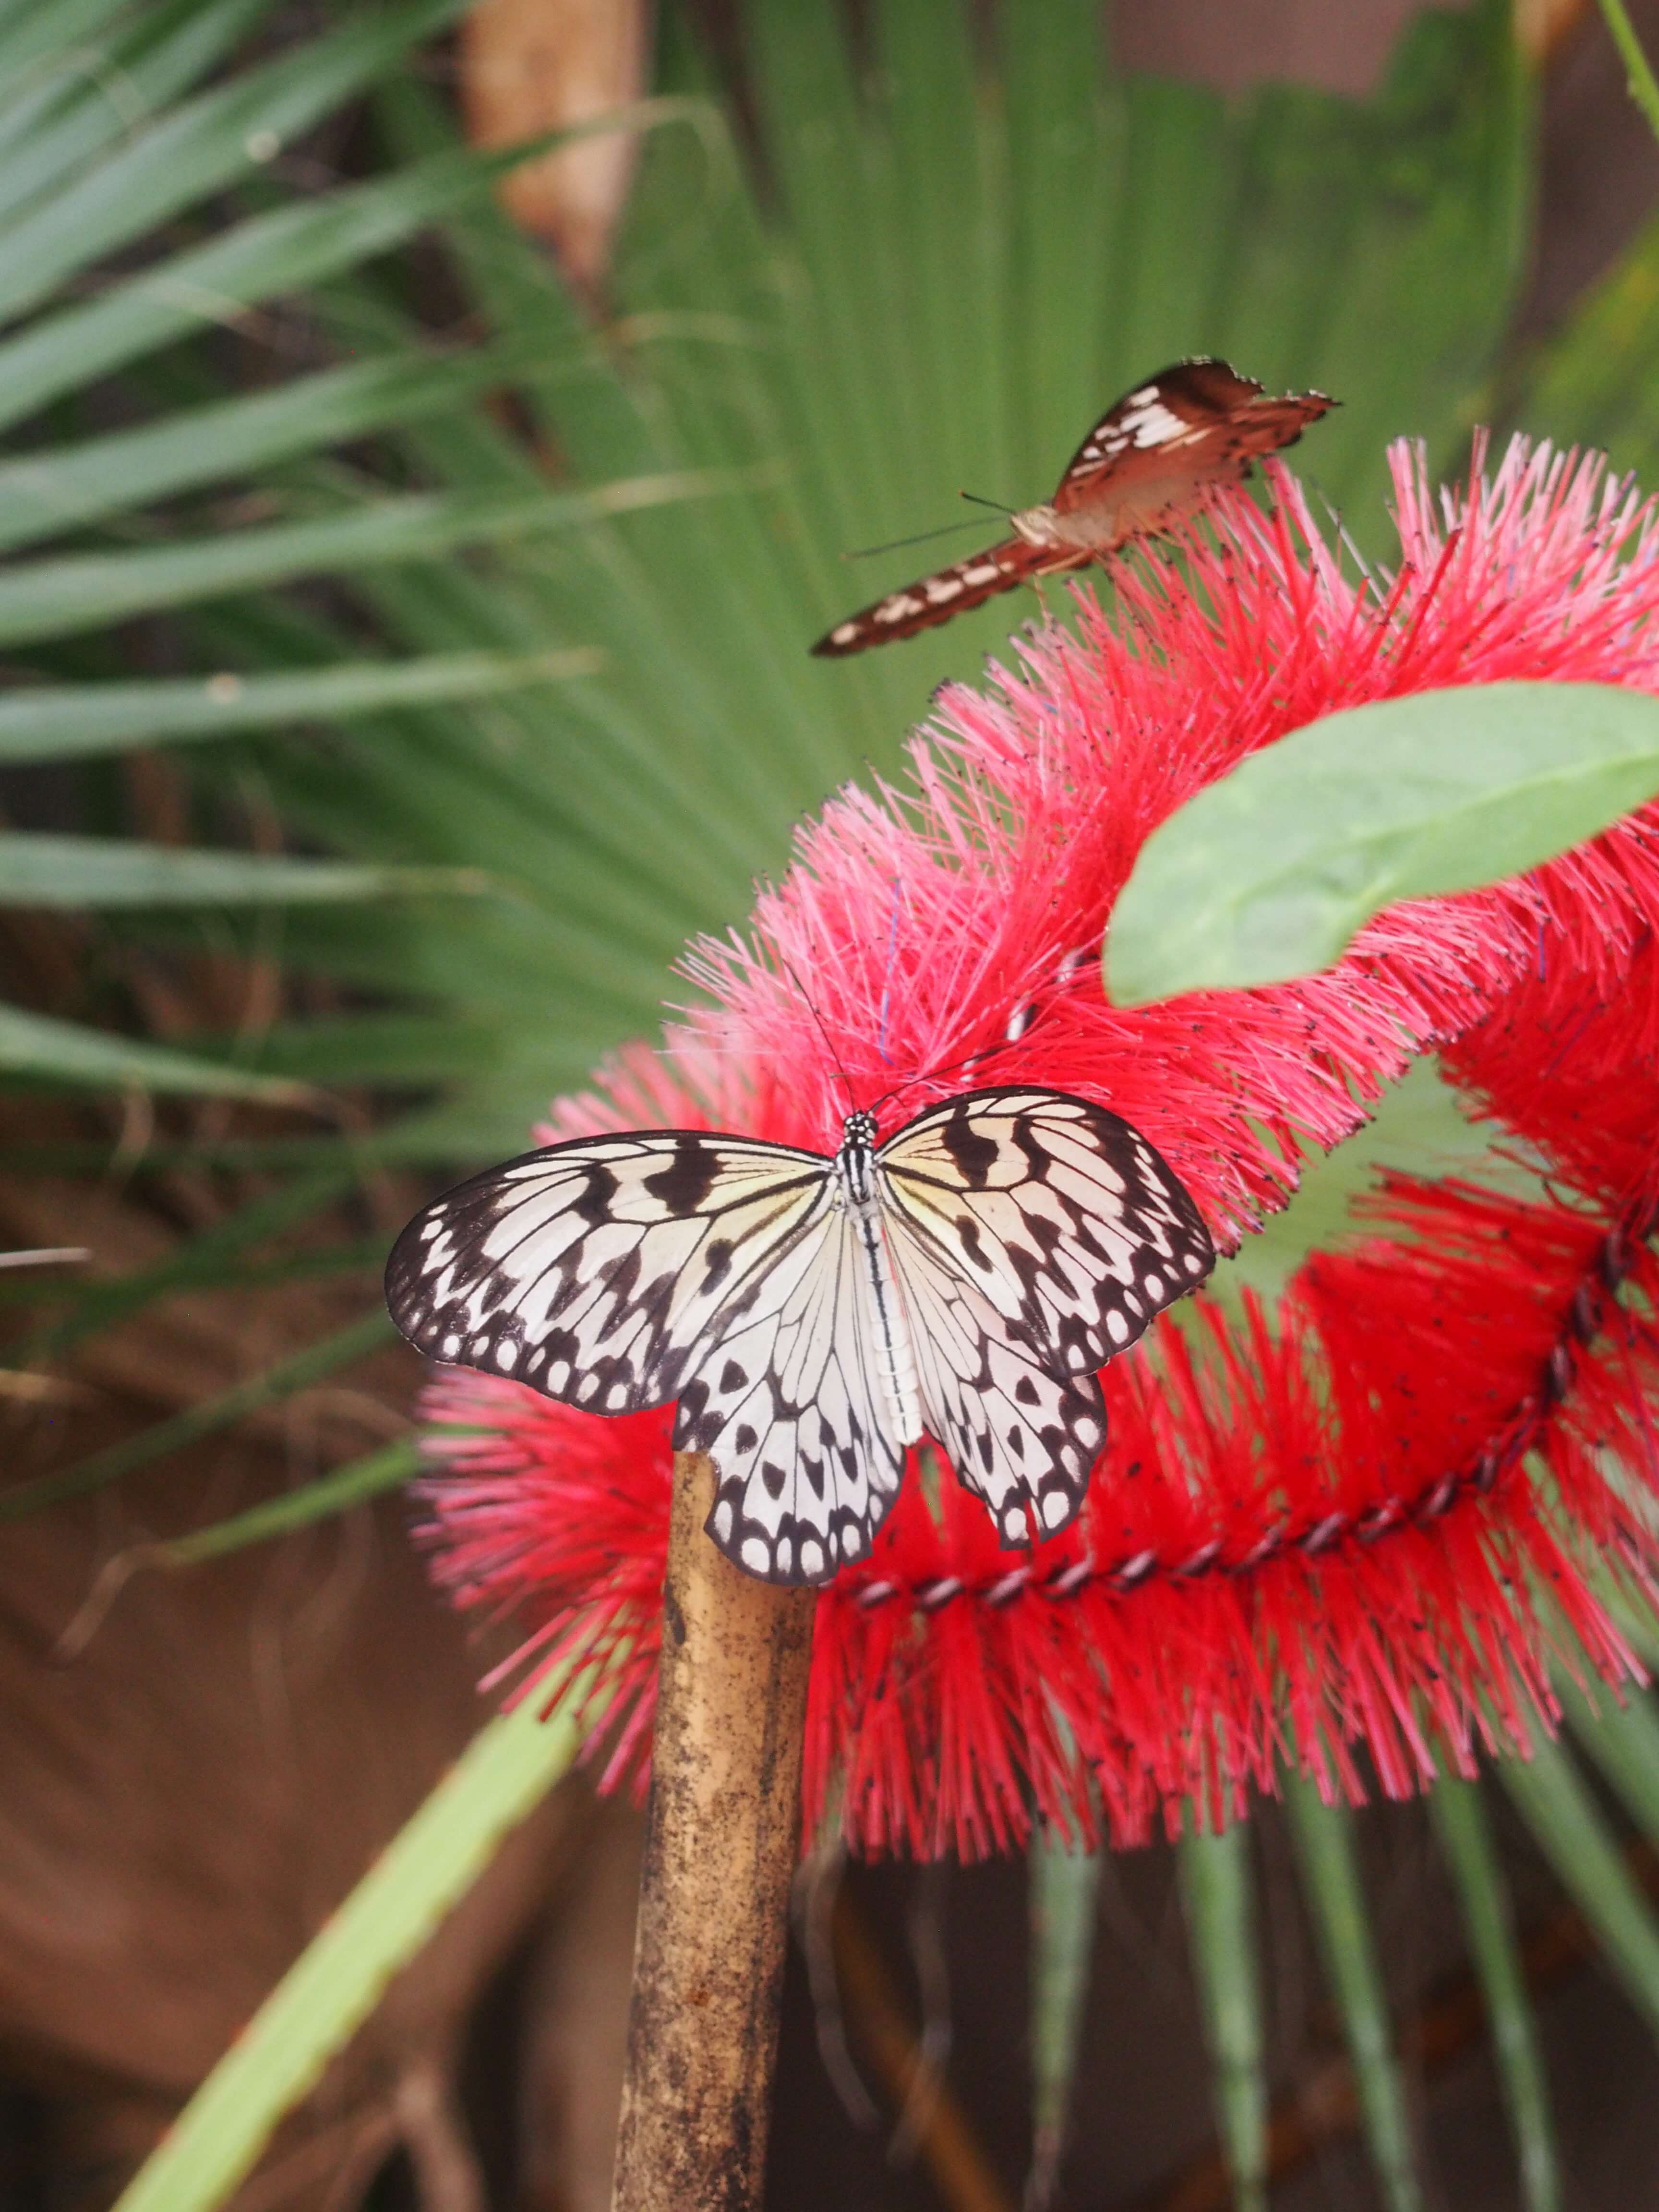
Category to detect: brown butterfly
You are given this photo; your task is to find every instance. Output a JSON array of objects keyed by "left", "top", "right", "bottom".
[{"left": 811, "top": 358, "right": 1335, "bottom": 657}]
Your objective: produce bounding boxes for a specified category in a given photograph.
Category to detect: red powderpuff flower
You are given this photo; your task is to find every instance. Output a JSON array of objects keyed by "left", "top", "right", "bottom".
[{"left": 419, "top": 433, "right": 1659, "bottom": 1858}]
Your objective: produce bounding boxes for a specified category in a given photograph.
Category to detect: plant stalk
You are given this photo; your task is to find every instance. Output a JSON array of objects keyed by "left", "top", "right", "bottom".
[{"left": 610, "top": 1450, "right": 817, "bottom": 2212}]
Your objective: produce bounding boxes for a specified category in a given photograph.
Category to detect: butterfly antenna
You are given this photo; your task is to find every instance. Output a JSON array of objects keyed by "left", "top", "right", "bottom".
[
  {"left": 959, "top": 490, "right": 1016, "bottom": 515},
  {"left": 867, "top": 1036, "right": 1014, "bottom": 1122},
  {"left": 1315, "top": 487, "right": 1380, "bottom": 593},
  {"left": 841, "top": 517, "right": 987, "bottom": 560},
  {"left": 780, "top": 958, "right": 857, "bottom": 1111},
  {"left": 874, "top": 878, "right": 908, "bottom": 1068}
]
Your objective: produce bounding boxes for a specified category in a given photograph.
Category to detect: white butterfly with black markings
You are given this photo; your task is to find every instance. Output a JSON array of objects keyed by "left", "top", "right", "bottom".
[{"left": 385, "top": 1087, "right": 1215, "bottom": 1585}]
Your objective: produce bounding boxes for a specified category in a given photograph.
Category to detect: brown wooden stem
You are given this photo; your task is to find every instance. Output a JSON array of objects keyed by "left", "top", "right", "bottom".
[{"left": 610, "top": 1450, "right": 817, "bottom": 2212}]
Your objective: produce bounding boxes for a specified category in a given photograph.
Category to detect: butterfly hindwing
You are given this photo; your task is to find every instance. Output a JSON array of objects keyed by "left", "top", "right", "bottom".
[
  {"left": 681, "top": 1206, "right": 907, "bottom": 1584},
  {"left": 876, "top": 1088, "right": 1215, "bottom": 1375},
  {"left": 884, "top": 1213, "right": 1108, "bottom": 1543}
]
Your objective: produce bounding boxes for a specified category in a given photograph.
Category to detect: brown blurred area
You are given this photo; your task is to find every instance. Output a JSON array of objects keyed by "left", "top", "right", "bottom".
[{"left": 6, "top": 4, "right": 1659, "bottom": 2209}]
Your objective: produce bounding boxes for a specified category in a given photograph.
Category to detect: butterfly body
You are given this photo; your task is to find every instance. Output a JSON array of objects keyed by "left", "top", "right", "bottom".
[
  {"left": 387, "top": 1088, "right": 1215, "bottom": 1584},
  {"left": 812, "top": 359, "right": 1335, "bottom": 656},
  {"left": 832, "top": 1106, "right": 927, "bottom": 1450}
]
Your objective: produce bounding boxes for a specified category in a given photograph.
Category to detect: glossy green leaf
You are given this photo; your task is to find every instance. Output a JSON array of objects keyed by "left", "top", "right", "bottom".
[
  {"left": 1429, "top": 1777, "right": 1559, "bottom": 2212},
  {"left": 110, "top": 1667, "right": 613, "bottom": 2212},
  {"left": 0, "top": 22, "right": 1548, "bottom": 2205},
  {"left": 1283, "top": 1772, "right": 1422, "bottom": 2212},
  {"left": 1178, "top": 1820, "right": 1268, "bottom": 2212},
  {"left": 1107, "top": 683, "right": 1659, "bottom": 1005}
]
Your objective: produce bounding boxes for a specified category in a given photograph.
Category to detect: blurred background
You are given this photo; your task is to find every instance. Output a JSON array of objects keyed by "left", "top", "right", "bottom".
[{"left": 7, "top": 0, "right": 1659, "bottom": 2206}]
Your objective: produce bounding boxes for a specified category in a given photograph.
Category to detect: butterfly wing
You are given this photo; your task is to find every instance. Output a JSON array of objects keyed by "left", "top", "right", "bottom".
[
  {"left": 682, "top": 1203, "right": 908, "bottom": 1583},
  {"left": 876, "top": 1087, "right": 1213, "bottom": 1543},
  {"left": 883, "top": 1216, "right": 1109, "bottom": 1543},
  {"left": 877, "top": 1088, "right": 1215, "bottom": 1376},
  {"left": 385, "top": 1129, "right": 904, "bottom": 1585},
  {"left": 1053, "top": 358, "right": 1334, "bottom": 514},
  {"left": 811, "top": 537, "right": 1046, "bottom": 658}
]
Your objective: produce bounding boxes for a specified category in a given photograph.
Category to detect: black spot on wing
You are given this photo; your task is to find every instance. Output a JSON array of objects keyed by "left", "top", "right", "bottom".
[
  {"left": 643, "top": 1132, "right": 724, "bottom": 1215},
  {"left": 956, "top": 1215, "right": 993, "bottom": 1272},
  {"left": 572, "top": 1159, "right": 618, "bottom": 1225},
  {"left": 938, "top": 1107, "right": 1000, "bottom": 1189}
]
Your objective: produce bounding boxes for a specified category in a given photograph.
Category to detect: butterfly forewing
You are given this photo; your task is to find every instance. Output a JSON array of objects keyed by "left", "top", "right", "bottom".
[
  {"left": 385, "top": 1130, "right": 835, "bottom": 1415},
  {"left": 876, "top": 1089, "right": 1215, "bottom": 1374},
  {"left": 811, "top": 537, "right": 1043, "bottom": 658}
]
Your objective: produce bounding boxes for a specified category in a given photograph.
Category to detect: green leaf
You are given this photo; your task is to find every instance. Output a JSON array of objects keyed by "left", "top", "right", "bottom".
[
  {"left": 1429, "top": 1777, "right": 1560, "bottom": 2212},
  {"left": 0, "top": 833, "right": 495, "bottom": 907},
  {"left": 0, "top": 1002, "right": 311, "bottom": 1102},
  {"left": 1596, "top": 0, "right": 1659, "bottom": 148},
  {"left": 109, "top": 1668, "right": 613, "bottom": 2212},
  {"left": 1282, "top": 1773, "right": 1422, "bottom": 2212},
  {"left": 1199, "top": 1053, "right": 1540, "bottom": 1315},
  {"left": 30, "top": 1166, "right": 355, "bottom": 1354},
  {"left": 0, "top": 469, "right": 767, "bottom": 647},
  {"left": 0, "top": 0, "right": 466, "bottom": 326},
  {"left": 1107, "top": 682, "right": 1659, "bottom": 1005},
  {"left": 0, "top": 650, "right": 599, "bottom": 763},
  {"left": 0, "top": 0, "right": 136, "bottom": 77},
  {"left": 0, "top": 144, "right": 513, "bottom": 434},
  {"left": 0, "top": 343, "right": 579, "bottom": 555},
  {"left": 1028, "top": 1829, "right": 1100, "bottom": 2196},
  {"left": 0, "top": 0, "right": 272, "bottom": 226},
  {"left": 1560, "top": 1679, "right": 1659, "bottom": 1851},
  {"left": 1497, "top": 1735, "right": 1659, "bottom": 2039},
  {"left": 1178, "top": 1821, "right": 1268, "bottom": 2212},
  {"left": 156, "top": 1438, "right": 420, "bottom": 1565}
]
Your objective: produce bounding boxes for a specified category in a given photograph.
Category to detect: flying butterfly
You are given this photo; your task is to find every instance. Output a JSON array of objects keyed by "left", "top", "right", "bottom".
[
  {"left": 385, "top": 1086, "right": 1216, "bottom": 1586},
  {"left": 811, "top": 357, "right": 1335, "bottom": 657}
]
